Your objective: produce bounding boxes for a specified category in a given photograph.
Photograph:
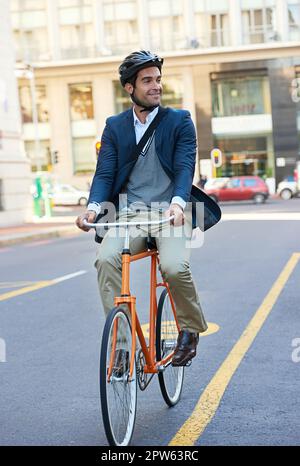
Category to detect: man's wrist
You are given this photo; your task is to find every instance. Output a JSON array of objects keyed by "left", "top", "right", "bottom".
[
  {"left": 87, "top": 202, "right": 101, "bottom": 215},
  {"left": 171, "top": 196, "right": 186, "bottom": 211},
  {"left": 171, "top": 203, "right": 184, "bottom": 212}
]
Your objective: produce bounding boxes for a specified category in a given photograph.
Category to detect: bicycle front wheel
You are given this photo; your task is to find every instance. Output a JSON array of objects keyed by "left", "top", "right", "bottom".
[
  {"left": 100, "top": 307, "right": 137, "bottom": 446},
  {"left": 156, "top": 288, "right": 184, "bottom": 407}
]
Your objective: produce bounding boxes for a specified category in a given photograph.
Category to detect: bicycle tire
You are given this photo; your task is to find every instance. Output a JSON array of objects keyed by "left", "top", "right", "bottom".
[
  {"left": 156, "top": 288, "right": 184, "bottom": 407},
  {"left": 100, "top": 307, "right": 137, "bottom": 446}
]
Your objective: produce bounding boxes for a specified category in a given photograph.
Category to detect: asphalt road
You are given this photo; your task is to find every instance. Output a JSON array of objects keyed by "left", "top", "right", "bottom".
[{"left": 1, "top": 199, "right": 300, "bottom": 446}]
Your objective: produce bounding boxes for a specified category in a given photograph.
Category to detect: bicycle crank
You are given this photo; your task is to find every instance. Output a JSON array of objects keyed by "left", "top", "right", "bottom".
[{"left": 136, "top": 349, "right": 154, "bottom": 391}]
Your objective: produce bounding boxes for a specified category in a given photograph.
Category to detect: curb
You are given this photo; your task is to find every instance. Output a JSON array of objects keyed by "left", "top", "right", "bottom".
[{"left": 0, "top": 225, "right": 81, "bottom": 247}]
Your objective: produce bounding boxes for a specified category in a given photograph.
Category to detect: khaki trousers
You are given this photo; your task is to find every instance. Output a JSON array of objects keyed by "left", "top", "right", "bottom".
[{"left": 94, "top": 208, "right": 208, "bottom": 334}]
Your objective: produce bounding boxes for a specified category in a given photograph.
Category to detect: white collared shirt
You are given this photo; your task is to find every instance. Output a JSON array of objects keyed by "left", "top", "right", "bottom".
[{"left": 133, "top": 106, "right": 159, "bottom": 144}]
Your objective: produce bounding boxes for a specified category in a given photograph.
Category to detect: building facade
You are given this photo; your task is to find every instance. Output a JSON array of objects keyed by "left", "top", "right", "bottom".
[
  {"left": 11, "top": 0, "right": 300, "bottom": 189},
  {"left": 0, "top": 0, "right": 31, "bottom": 227}
]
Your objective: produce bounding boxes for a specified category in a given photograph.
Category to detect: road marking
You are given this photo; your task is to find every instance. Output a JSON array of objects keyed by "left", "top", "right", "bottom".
[
  {"left": 169, "top": 252, "right": 300, "bottom": 446},
  {"left": 0, "top": 270, "right": 87, "bottom": 302},
  {"left": 141, "top": 321, "right": 219, "bottom": 339},
  {"left": 222, "top": 213, "right": 300, "bottom": 221},
  {"left": 24, "top": 240, "right": 53, "bottom": 247},
  {"left": 0, "top": 281, "right": 39, "bottom": 289}
]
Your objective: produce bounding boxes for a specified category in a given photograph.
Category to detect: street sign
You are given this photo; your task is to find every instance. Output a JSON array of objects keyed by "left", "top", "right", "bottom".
[{"left": 210, "top": 148, "right": 222, "bottom": 168}]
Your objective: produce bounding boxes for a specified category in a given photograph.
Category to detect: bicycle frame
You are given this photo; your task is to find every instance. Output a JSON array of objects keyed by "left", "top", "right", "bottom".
[{"left": 113, "top": 246, "right": 180, "bottom": 381}]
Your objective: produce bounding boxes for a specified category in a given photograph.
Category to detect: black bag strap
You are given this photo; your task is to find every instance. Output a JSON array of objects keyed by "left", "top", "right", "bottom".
[{"left": 129, "top": 107, "right": 168, "bottom": 164}]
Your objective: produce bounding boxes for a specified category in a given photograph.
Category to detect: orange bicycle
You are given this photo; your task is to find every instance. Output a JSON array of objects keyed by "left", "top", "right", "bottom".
[{"left": 84, "top": 215, "right": 184, "bottom": 446}]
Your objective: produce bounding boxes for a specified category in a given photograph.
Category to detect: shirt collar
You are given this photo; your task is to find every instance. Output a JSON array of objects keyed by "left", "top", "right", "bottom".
[{"left": 133, "top": 106, "right": 159, "bottom": 126}]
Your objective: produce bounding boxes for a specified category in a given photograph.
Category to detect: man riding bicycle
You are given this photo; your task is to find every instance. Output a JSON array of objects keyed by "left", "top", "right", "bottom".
[{"left": 76, "top": 50, "right": 211, "bottom": 366}]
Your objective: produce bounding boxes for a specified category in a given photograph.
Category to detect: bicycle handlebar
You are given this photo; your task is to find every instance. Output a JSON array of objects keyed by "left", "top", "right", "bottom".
[{"left": 83, "top": 215, "right": 175, "bottom": 229}]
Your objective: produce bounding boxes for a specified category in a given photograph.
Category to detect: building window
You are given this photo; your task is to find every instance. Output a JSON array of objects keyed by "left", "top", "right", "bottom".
[
  {"left": 241, "top": 1, "right": 277, "bottom": 44},
  {"left": 24, "top": 139, "right": 50, "bottom": 172},
  {"left": 193, "top": 0, "right": 230, "bottom": 48},
  {"left": 58, "top": 0, "right": 95, "bottom": 59},
  {"left": 103, "top": 0, "right": 138, "bottom": 54},
  {"left": 19, "top": 85, "right": 49, "bottom": 123},
  {"left": 211, "top": 75, "right": 271, "bottom": 117},
  {"left": 73, "top": 137, "right": 96, "bottom": 174},
  {"left": 149, "top": 0, "right": 185, "bottom": 51},
  {"left": 11, "top": 0, "right": 49, "bottom": 61},
  {"left": 288, "top": 2, "right": 300, "bottom": 41},
  {"left": 69, "top": 83, "right": 95, "bottom": 173},
  {"left": 69, "top": 83, "right": 94, "bottom": 121},
  {"left": 113, "top": 76, "right": 183, "bottom": 113}
]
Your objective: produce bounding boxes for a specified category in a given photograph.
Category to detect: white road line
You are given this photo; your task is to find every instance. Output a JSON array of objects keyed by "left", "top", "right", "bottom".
[
  {"left": 51, "top": 270, "right": 87, "bottom": 284},
  {"left": 0, "top": 270, "right": 88, "bottom": 302}
]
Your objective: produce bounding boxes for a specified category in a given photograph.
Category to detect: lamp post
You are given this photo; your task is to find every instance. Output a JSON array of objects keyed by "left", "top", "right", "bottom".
[{"left": 15, "top": 63, "right": 42, "bottom": 172}]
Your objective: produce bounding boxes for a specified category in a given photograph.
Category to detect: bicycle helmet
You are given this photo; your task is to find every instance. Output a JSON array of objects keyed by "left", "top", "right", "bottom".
[{"left": 119, "top": 50, "right": 164, "bottom": 87}]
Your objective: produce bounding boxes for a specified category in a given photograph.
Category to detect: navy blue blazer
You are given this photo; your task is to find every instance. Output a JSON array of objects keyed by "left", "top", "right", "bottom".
[{"left": 88, "top": 106, "right": 221, "bottom": 231}]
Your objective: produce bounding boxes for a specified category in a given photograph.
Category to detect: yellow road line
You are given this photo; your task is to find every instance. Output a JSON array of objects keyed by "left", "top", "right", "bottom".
[
  {"left": 0, "top": 271, "right": 87, "bottom": 302},
  {"left": 169, "top": 252, "right": 300, "bottom": 446},
  {"left": 0, "top": 281, "right": 53, "bottom": 301}
]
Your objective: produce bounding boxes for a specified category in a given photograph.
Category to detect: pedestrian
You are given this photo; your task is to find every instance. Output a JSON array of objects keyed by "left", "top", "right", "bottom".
[{"left": 76, "top": 50, "right": 220, "bottom": 366}]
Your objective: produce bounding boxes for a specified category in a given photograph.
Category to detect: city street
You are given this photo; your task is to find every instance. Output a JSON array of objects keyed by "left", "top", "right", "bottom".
[{"left": 0, "top": 199, "right": 300, "bottom": 446}]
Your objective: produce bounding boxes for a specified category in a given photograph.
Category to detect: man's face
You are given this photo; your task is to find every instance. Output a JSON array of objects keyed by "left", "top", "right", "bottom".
[{"left": 125, "top": 66, "right": 162, "bottom": 107}]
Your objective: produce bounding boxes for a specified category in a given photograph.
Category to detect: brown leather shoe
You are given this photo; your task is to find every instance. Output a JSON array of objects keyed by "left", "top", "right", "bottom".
[{"left": 172, "top": 330, "right": 199, "bottom": 366}]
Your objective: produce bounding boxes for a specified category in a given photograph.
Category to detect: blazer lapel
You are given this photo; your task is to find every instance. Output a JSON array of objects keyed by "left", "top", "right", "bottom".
[{"left": 125, "top": 108, "right": 136, "bottom": 155}]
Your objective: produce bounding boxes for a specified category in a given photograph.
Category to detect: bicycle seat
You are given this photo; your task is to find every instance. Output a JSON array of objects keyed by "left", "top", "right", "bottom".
[{"left": 147, "top": 235, "right": 157, "bottom": 250}]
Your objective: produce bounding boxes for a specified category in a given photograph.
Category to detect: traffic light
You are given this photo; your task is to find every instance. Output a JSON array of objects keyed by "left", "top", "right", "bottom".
[
  {"left": 95, "top": 140, "right": 101, "bottom": 157},
  {"left": 53, "top": 151, "right": 59, "bottom": 164},
  {"left": 210, "top": 148, "right": 222, "bottom": 168}
]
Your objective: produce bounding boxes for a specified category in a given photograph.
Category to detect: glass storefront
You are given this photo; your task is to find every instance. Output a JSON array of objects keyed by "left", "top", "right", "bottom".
[
  {"left": 113, "top": 77, "right": 183, "bottom": 113},
  {"left": 212, "top": 75, "right": 271, "bottom": 117},
  {"left": 213, "top": 135, "right": 274, "bottom": 178}
]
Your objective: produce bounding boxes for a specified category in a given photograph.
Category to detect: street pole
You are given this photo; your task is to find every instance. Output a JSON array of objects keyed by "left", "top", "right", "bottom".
[{"left": 27, "top": 64, "right": 42, "bottom": 172}]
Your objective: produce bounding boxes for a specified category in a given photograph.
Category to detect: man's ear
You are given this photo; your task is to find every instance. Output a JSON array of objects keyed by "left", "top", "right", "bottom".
[{"left": 124, "top": 83, "right": 133, "bottom": 95}]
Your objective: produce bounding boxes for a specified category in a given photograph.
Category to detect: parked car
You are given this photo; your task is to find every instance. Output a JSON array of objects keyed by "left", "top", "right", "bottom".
[
  {"left": 202, "top": 177, "right": 230, "bottom": 190},
  {"left": 204, "top": 176, "right": 269, "bottom": 203},
  {"left": 276, "top": 178, "right": 299, "bottom": 200},
  {"left": 51, "top": 184, "right": 90, "bottom": 206}
]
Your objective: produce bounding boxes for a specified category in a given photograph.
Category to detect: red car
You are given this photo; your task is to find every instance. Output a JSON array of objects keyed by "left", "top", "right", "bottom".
[{"left": 205, "top": 176, "right": 269, "bottom": 204}]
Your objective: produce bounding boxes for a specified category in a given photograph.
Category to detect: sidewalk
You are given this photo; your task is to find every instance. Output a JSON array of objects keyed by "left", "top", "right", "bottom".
[{"left": 0, "top": 215, "right": 81, "bottom": 247}]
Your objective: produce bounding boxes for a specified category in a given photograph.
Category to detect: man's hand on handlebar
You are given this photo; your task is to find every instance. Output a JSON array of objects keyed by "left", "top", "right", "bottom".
[
  {"left": 76, "top": 210, "right": 97, "bottom": 232},
  {"left": 165, "top": 203, "right": 184, "bottom": 227}
]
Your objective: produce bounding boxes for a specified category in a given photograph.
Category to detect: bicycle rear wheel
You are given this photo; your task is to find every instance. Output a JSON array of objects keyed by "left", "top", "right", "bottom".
[
  {"left": 156, "top": 288, "right": 184, "bottom": 407},
  {"left": 100, "top": 307, "right": 137, "bottom": 446}
]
